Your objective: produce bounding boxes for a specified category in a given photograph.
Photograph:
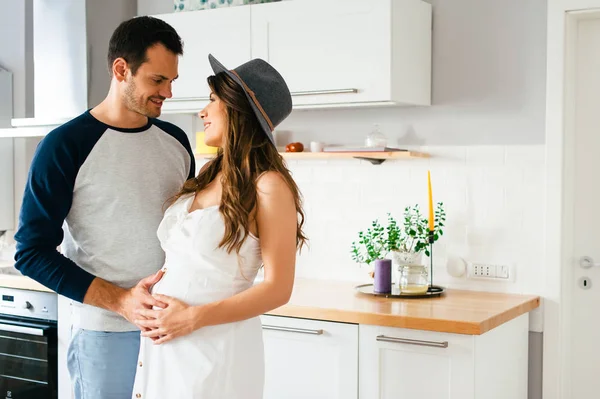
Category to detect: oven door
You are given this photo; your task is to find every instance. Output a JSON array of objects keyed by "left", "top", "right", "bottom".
[{"left": 0, "top": 317, "right": 57, "bottom": 399}]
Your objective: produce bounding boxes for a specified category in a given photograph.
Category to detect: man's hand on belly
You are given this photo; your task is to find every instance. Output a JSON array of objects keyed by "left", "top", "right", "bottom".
[{"left": 83, "top": 270, "right": 167, "bottom": 332}]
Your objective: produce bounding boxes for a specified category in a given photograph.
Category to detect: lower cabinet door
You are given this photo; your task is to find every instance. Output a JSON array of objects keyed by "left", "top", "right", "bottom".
[
  {"left": 359, "top": 324, "right": 475, "bottom": 399},
  {"left": 261, "top": 315, "right": 359, "bottom": 399}
]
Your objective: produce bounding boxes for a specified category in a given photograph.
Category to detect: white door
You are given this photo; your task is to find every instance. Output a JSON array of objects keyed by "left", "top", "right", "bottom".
[
  {"left": 250, "top": 0, "right": 391, "bottom": 106},
  {"left": 260, "top": 315, "right": 359, "bottom": 399},
  {"left": 358, "top": 325, "right": 474, "bottom": 399},
  {"left": 565, "top": 11, "right": 600, "bottom": 398},
  {"left": 155, "top": 7, "right": 251, "bottom": 102}
]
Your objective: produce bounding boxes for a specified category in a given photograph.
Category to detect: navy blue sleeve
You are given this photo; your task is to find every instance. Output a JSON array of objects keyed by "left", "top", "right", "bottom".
[
  {"left": 154, "top": 119, "right": 196, "bottom": 179},
  {"left": 13, "top": 116, "right": 103, "bottom": 302}
]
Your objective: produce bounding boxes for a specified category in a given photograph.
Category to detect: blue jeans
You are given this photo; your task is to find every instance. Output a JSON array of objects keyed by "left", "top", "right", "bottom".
[{"left": 67, "top": 328, "right": 140, "bottom": 399}]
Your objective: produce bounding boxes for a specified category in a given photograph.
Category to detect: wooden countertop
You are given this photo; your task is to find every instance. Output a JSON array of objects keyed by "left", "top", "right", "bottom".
[
  {"left": 0, "top": 275, "right": 55, "bottom": 293},
  {"left": 0, "top": 261, "right": 55, "bottom": 293},
  {"left": 0, "top": 272, "right": 541, "bottom": 335},
  {"left": 266, "top": 279, "right": 540, "bottom": 335}
]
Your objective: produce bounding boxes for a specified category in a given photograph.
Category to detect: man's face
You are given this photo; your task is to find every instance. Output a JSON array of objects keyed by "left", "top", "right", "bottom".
[{"left": 122, "top": 44, "right": 179, "bottom": 118}]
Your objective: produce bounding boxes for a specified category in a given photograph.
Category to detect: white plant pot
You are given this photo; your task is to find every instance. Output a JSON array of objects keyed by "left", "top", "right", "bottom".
[{"left": 388, "top": 250, "right": 424, "bottom": 286}]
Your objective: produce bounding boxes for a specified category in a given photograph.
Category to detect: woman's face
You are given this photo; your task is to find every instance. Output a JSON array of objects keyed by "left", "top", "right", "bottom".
[{"left": 199, "top": 92, "right": 227, "bottom": 147}]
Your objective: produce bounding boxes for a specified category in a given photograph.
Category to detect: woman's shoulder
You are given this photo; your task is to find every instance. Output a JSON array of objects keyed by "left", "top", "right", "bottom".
[
  {"left": 256, "top": 171, "right": 294, "bottom": 204},
  {"left": 165, "top": 193, "right": 194, "bottom": 213},
  {"left": 256, "top": 170, "right": 286, "bottom": 189}
]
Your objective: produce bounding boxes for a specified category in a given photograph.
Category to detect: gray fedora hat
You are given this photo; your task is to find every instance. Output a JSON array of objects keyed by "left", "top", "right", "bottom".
[{"left": 208, "top": 54, "right": 292, "bottom": 145}]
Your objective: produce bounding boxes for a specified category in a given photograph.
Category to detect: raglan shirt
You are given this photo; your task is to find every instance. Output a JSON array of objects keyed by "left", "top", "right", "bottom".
[{"left": 13, "top": 110, "right": 195, "bottom": 332}]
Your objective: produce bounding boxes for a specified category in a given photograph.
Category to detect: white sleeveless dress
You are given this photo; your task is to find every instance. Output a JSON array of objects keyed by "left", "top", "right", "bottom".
[{"left": 131, "top": 194, "right": 264, "bottom": 399}]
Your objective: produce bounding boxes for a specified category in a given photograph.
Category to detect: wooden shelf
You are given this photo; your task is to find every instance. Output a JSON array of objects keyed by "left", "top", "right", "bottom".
[
  {"left": 282, "top": 151, "right": 428, "bottom": 164},
  {"left": 197, "top": 150, "right": 429, "bottom": 165}
]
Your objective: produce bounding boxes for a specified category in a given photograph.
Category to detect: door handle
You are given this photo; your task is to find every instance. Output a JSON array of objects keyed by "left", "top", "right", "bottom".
[{"left": 579, "top": 256, "right": 600, "bottom": 269}]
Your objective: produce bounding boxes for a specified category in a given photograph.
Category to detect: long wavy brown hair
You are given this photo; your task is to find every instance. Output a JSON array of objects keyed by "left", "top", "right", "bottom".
[{"left": 168, "top": 72, "right": 307, "bottom": 255}]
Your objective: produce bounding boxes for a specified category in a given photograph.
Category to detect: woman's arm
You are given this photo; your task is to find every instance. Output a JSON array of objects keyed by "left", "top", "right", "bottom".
[{"left": 135, "top": 171, "right": 298, "bottom": 344}]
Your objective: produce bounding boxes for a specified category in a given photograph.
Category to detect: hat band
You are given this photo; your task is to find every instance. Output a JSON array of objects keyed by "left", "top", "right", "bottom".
[{"left": 230, "top": 70, "right": 274, "bottom": 131}]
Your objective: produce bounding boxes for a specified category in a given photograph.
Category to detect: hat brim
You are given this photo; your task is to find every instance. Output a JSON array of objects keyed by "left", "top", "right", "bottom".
[{"left": 208, "top": 54, "right": 276, "bottom": 146}]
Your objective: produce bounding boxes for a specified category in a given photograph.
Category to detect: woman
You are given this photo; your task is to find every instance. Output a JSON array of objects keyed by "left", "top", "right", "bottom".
[{"left": 130, "top": 54, "right": 307, "bottom": 398}]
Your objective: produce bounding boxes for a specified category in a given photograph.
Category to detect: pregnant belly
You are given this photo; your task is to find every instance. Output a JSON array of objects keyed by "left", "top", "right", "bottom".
[
  {"left": 150, "top": 265, "right": 232, "bottom": 306},
  {"left": 150, "top": 265, "right": 194, "bottom": 302}
]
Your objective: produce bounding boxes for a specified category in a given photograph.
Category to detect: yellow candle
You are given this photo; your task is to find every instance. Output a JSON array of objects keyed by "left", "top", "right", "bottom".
[{"left": 428, "top": 170, "right": 434, "bottom": 232}]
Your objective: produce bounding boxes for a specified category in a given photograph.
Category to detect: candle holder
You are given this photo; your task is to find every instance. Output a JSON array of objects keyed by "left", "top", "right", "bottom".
[{"left": 427, "top": 230, "right": 445, "bottom": 295}]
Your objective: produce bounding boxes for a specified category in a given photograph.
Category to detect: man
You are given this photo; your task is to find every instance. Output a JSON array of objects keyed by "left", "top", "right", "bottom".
[{"left": 13, "top": 16, "right": 195, "bottom": 398}]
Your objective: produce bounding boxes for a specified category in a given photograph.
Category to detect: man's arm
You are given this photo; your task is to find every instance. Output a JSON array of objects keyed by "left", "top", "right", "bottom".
[{"left": 14, "top": 129, "right": 96, "bottom": 301}]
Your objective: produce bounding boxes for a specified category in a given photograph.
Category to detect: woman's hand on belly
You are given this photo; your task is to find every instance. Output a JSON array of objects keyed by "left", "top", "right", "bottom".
[{"left": 134, "top": 294, "right": 200, "bottom": 344}]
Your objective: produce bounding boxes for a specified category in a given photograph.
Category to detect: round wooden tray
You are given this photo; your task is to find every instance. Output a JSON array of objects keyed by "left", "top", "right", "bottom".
[{"left": 355, "top": 283, "right": 446, "bottom": 299}]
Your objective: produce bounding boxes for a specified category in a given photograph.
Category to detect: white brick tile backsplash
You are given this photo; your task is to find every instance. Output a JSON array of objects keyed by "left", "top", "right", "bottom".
[
  {"left": 290, "top": 145, "right": 545, "bottom": 296},
  {"left": 466, "top": 145, "right": 506, "bottom": 165},
  {"left": 505, "top": 145, "right": 545, "bottom": 165}
]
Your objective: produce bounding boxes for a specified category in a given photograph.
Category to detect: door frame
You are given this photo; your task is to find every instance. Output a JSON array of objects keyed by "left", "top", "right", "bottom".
[{"left": 545, "top": 1, "right": 600, "bottom": 398}]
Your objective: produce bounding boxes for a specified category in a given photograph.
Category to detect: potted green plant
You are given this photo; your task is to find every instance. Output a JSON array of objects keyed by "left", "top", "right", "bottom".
[
  {"left": 385, "top": 203, "right": 445, "bottom": 289},
  {"left": 350, "top": 203, "right": 446, "bottom": 280},
  {"left": 386, "top": 202, "right": 446, "bottom": 262},
  {"left": 351, "top": 220, "right": 388, "bottom": 265},
  {"left": 350, "top": 219, "right": 387, "bottom": 269}
]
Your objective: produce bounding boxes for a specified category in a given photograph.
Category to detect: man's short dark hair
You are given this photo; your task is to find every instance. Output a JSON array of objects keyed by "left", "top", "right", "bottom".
[{"left": 108, "top": 16, "right": 184, "bottom": 76}]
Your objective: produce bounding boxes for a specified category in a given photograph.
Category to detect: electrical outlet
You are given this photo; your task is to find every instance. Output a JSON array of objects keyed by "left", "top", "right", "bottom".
[
  {"left": 482, "top": 264, "right": 496, "bottom": 277},
  {"left": 468, "top": 262, "right": 512, "bottom": 281}
]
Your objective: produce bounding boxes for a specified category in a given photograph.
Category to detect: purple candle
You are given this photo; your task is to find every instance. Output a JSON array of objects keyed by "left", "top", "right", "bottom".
[{"left": 373, "top": 259, "right": 392, "bottom": 294}]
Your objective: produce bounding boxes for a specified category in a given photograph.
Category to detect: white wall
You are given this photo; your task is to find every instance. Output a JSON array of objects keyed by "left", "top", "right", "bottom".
[
  {"left": 280, "top": 145, "right": 545, "bottom": 290},
  {"left": 138, "top": 0, "right": 172, "bottom": 15},
  {"left": 86, "top": 0, "right": 137, "bottom": 108}
]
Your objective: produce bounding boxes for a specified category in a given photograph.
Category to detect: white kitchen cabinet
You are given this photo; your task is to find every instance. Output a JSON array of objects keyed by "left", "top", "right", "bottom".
[
  {"left": 154, "top": 0, "right": 431, "bottom": 112},
  {"left": 156, "top": 7, "right": 252, "bottom": 113},
  {"left": 251, "top": 0, "right": 431, "bottom": 108},
  {"left": 261, "top": 315, "right": 359, "bottom": 399},
  {"left": 359, "top": 314, "right": 530, "bottom": 399}
]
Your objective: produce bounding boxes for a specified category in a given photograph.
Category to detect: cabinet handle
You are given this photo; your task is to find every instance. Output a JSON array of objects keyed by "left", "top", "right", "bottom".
[
  {"left": 165, "top": 89, "right": 358, "bottom": 102},
  {"left": 162, "top": 109, "right": 204, "bottom": 114},
  {"left": 376, "top": 335, "right": 448, "bottom": 348},
  {"left": 291, "top": 88, "right": 358, "bottom": 96},
  {"left": 262, "top": 324, "right": 324, "bottom": 335},
  {"left": 165, "top": 96, "right": 211, "bottom": 102}
]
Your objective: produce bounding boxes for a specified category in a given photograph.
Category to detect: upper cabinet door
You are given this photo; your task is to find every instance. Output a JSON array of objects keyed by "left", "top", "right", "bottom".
[
  {"left": 251, "top": 0, "right": 431, "bottom": 107},
  {"left": 251, "top": 0, "right": 389, "bottom": 106},
  {"left": 156, "top": 7, "right": 252, "bottom": 112}
]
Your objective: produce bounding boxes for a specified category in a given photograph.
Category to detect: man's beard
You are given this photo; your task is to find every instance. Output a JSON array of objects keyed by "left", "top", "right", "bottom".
[{"left": 123, "top": 79, "right": 162, "bottom": 118}]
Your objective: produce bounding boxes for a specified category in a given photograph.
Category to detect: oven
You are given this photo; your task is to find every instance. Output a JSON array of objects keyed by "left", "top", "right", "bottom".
[{"left": 0, "top": 287, "right": 58, "bottom": 399}]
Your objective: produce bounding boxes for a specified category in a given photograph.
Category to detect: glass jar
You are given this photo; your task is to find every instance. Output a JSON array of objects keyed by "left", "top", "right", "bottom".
[
  {"left": 365, "top": 123, "right": 387, "bottom": 147},
  {"left": 398, "top": 264, "right": 429, "bottom": 294}
]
